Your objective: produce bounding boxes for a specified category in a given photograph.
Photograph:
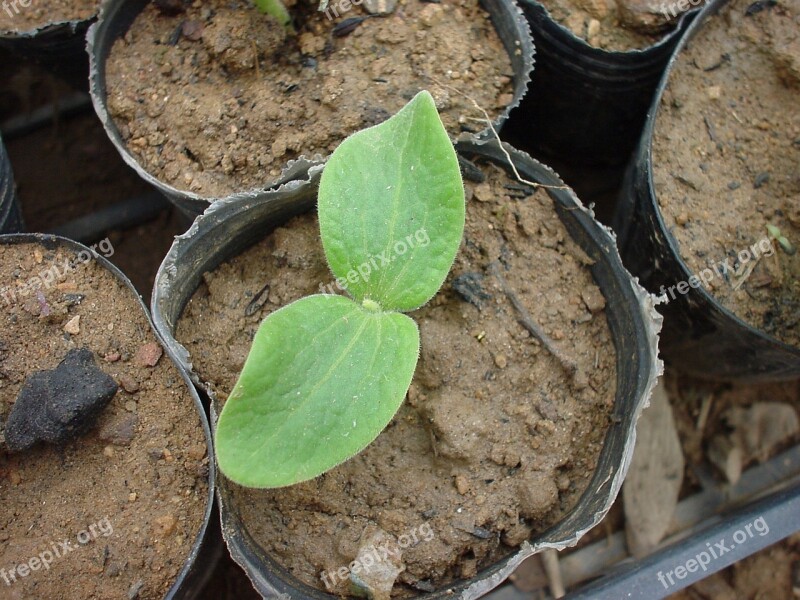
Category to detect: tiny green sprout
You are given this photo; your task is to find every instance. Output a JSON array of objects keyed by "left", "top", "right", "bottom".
[
  {"left": 767, "top": 224, "right": 796, "bottom": 256},
  {"left": 253, "top": 0, "right": 294, "bottom": 31},
  {"left": 215, "top": 91, "right": 465, "bottom": 488}
]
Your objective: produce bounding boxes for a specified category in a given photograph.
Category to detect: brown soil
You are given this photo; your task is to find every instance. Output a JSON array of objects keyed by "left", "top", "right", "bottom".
[
  {"left": 653, "top": 0, "right": 800, "bottom": 347},
  {"left": 537, "top": 0, "right": 684, "bottom": 52},
  {"left": 0, "top": 0, "right": 98, "bottom": 32},
  {"left": 176, "top": 163, "right": 617, "bottom": 596},
  {"left": 0, "top": 242, "right": 209, "bottom": 600},
  {"left": 105, "top": 0, "right": 516, "bottom": 199}
]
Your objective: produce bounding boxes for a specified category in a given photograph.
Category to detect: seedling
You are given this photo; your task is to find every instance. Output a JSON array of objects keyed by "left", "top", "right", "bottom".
[
  {"left": 253, "top": 0, "right": 294, "bottom": 30},
  {"left": 767, "top": 224, "right": 796, "bottom": 256},
  {"left": 215, "top": 91, "right": 465, "bottom": 488}
]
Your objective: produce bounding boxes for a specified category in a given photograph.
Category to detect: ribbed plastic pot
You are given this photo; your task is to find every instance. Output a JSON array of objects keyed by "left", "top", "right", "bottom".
[
  {"left": 0, "top": 18, "right": 95, "bottom": 89},
  {"left": 507, "top": 0, "right": 697, "bottom": 167},
  {"left": 87, "top": 0, "right": 534, "bottom": 217},
  {"left": 613, "top": 0, "right": 800, "bottom": 382},
  {"left": 0, "top": 133, "right": 23, "bottom": 233},
  {"left": 149, "top": 140, "right": 662, "bottom": 599},
  {"left": 0, "top": 233, "right": 219, "bottom": 597}
]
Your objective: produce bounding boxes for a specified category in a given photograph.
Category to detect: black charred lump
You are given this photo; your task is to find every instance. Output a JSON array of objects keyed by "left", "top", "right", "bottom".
[{"left": 5, "top": 348, "right": 118, "bottom": 452}]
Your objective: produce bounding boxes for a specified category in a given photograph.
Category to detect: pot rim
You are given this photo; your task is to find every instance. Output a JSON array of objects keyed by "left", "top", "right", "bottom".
[{"left": 150, "top": 138, "right": 662, "bottom": 598}]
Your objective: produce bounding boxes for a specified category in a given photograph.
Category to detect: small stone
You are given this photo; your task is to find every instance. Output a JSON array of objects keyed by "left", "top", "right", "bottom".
[
  {"left": 675, "top": 212, "right": 689, "bottom": 226},
  {"left": 494, "top": 354, "right": 508, "bottom": 369},
  {"left": 63, "top": 315, "right": 81, "bottom": 335},
  {"left": 104, "top": 351, "right": 121, "bottom": 363},
  {"left": 103, "top": 445, "right": 115, "bottom": 458},
  {"left": 364, "top": 0, "right": 397, "bottom": 15},
  {"left": 5, "top": 348, "right": 119, "bottom": 452},
  {"left": 587, "top": 18, "right": 601, "bottom": 40},
  {"left": 119, "top": 375, "right": 140, "bottom": 394},
  {"left": 99, "top": 414, "right": 139, "bottom": 446},
  {"left": 454, "top": 474, "right": 470, "bottom": 495},
  {"left": 129, "top": 492, "right": 137, "bottom": 502},
  {"left": 9, "top": 470, "right": 21, "bottom": 485},
  {"left": 419, "top": 3, "right": 444, "bottom": 26},
  {"left": 473, "top": 183, "right": 493, "bottom": 202},
  {"left": 615, "top": 0, "right": 673, "bottom": 32},
  {"left": 348, "top": 527, "right": 404, "bottom": 600},
  {"left": 125, "top": 401, "right": 138, "bottom": 413},
  {"left": 154, "top": 514, "right": 178, "bottom": 537},
  {"left": 187, "top": 444, "right": 207, "bottom": 461},
  {"left": 135, "top": 343, "right": 162, "bottom": 368},
  {"left": 581, "top": 287, "right": 606, "bottom": 314},
  {"left": 707, "top": 85, "right": 722, "bottom": 100}
]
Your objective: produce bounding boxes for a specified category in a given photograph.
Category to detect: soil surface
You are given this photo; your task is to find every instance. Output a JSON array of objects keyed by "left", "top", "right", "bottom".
[
  {"left": 653, "top": 0, "right": 800, "bottom": 347},
  {"left": 105, "top": 0, "right": 516, "bottom": 199},
  {"left": 176, "top": 163, "right": 617, "bottom": 596},
  {"left": 0, "top": 242, "right": 209, "bottom": 600},
  {"left": 537, "top": 0, "right": 687, "bottom": 51},
  {"left": 0, "top": 0, "right": 98, "bottom": 32}
]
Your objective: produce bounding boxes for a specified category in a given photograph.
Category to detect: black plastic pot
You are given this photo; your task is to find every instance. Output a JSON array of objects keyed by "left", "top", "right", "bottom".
[
  {"left": 0, "top": 233, "right": 218, "bottom": 598},
  {"left": 505, "top": 0, "right": 696, "bottom": 168},
  {"left": 0, "top": 132, "right": 23, "bottom": 233},
  {"left": 613, "top": 0, "right": 800, "bottom": 382},
  {"left": 0, "top": 18, "right": 95, "bottom": 89},
  {"left": 149, "top": 140, "right": 661, "bottom": 599},
  {"left": 87, "top": 0, "right": 534, "bottom": 217}
]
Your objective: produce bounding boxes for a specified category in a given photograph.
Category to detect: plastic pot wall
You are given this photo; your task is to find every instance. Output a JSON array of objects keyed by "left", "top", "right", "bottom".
[
  {"left": 87, "top": 0, "right": 534, "bottom": 217},
  {"left": 613, "top": 0, "right": 800, "bottom": 382},
  {"left": 507, "top": 0, "right": 696, "bottom": 167},
  {"left": 0, "top": 233, "right": 218, "bottom": 597},
  {"left": 0, "top": 133, "right": 23, "bottom": 233},
  {"left": 0, "top": 18, "right": 94, "bottom": 89},
  {"left": 149, "top": 140, "right": 662, "bottom": 599}
]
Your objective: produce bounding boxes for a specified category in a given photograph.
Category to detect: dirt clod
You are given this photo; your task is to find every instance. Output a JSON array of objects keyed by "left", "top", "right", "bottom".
[{"left": 5, "top": 348, "right": 118, "bottom": 452}]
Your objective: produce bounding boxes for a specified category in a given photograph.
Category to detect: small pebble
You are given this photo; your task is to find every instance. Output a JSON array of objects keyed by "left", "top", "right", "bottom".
[
  {"left": 124, "top": 400, "right": 138, "bottom": 413},
  {"left": 119, "top": 375, "right": 140, "bottom": 394},
  {"left": 63, "top": 315, "right": 81, "bottom": 335},
  {"left": 454, "top": 474, "right": 470, "bottom": 495},
  {"left": 135, "top": 343, "right": 163, "bottom": 368},
  {"left": 494, "top": 354, "right": 508, "bottom": 369}
]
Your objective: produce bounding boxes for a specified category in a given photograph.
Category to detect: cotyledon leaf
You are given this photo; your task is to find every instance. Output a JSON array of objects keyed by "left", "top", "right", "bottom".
[
  {"left": 215, "top": 295, "right": 420, "bottom": 488},
  {"left": 318, "top": 90, "right": 465, "bottom": 313}
]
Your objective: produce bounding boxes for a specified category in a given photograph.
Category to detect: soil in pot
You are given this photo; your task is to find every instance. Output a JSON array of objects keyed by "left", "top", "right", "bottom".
[
  {"left": 105, "top": 0, "right": 516, "bottom": 199},
  {"left": 652, "top": 0, "right": 800, "bottom": 347},
  {"left": 534, "top": 0, "right": 691, "bottom": 51},
  {"left": 176, "top": 162, "right": 617, "bottom": 596},
  {"left": 0, "top": 0, "right": 98, "bottom": 32},
  {"left": 0, "top": 242, "right": 209, "bottom": 599}
]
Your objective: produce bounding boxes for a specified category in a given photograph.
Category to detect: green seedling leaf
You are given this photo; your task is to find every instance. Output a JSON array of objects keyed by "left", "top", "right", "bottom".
[
  {"left": 215, "top": 92, "right": 465, "bottom": 489},
  {"left": 253, "top": 0, "right": 293, "bottom": 31},
  {"left": 318, "top": 90, "right": 465, "bottom": 312},
  {"left": 215, "top": 295, "right": 419, "bottom": 488}
]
